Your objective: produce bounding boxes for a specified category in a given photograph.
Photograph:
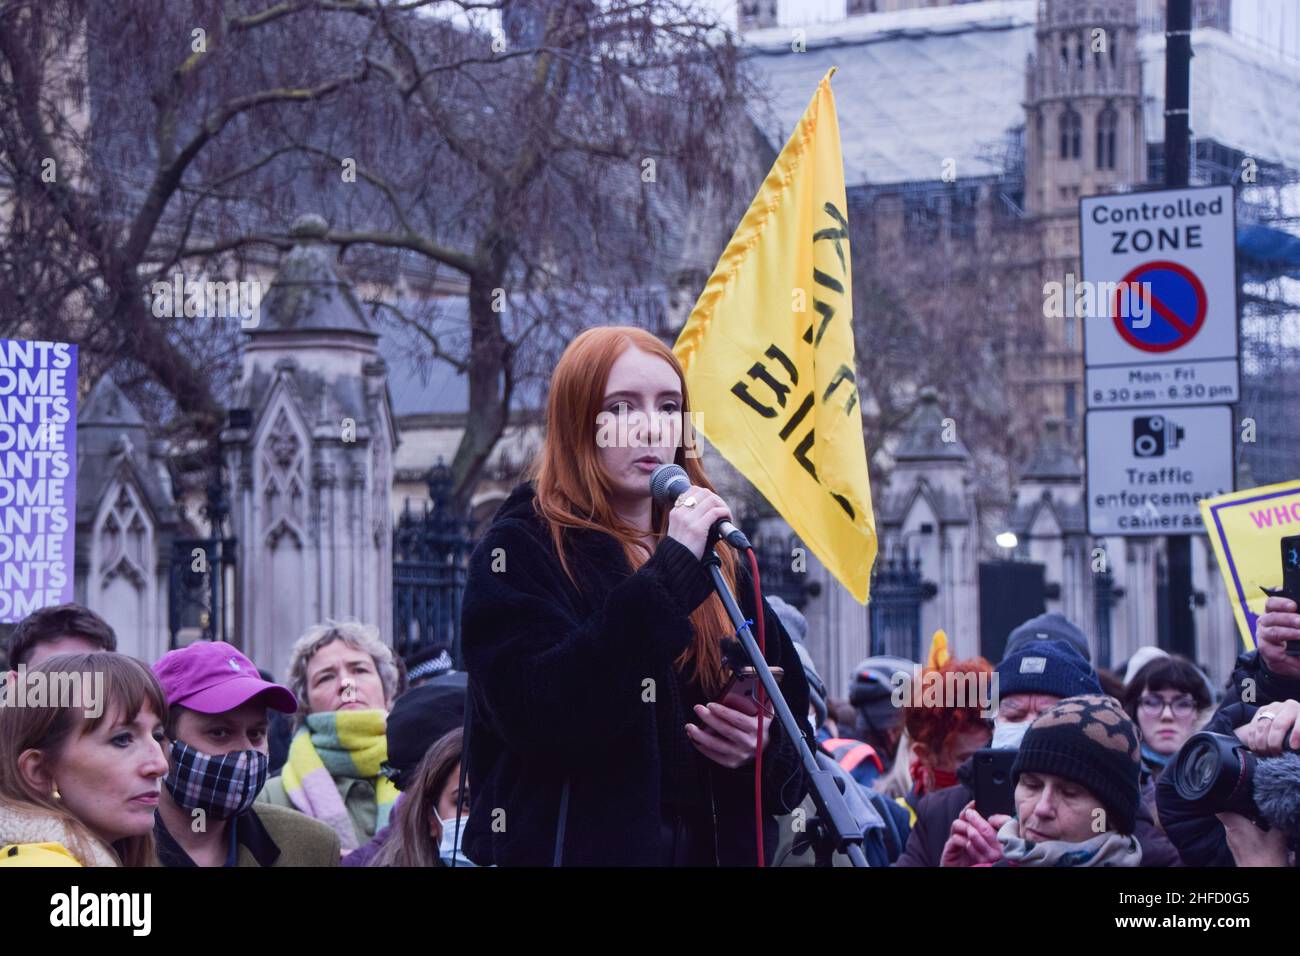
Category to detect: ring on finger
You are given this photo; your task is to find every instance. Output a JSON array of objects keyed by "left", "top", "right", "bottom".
[
  {"left": 676, "top": 495, "right": 697, "bottom": 509},
  {"left": 1256, "top": 711, "right": 1277, "bottom": 723}
]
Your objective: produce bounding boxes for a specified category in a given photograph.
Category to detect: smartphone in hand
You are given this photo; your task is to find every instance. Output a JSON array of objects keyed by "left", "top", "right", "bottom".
[
  {"left": 716, "top": 666, "right": 784, "bottom": 718},
  {"left": 972, "top": 747, "right": 1017, "bottom": 819},
  {"left": 1260, "top": 534, "right": 1300, "bottom": 657}
]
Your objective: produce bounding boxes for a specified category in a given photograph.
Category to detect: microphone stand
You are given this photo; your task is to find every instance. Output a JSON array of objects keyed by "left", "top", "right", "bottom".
[{"left": 702, "top": 546, "right": 869, "bottom": 867}]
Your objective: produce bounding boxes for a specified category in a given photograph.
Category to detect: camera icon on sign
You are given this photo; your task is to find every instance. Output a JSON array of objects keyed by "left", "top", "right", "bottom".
[{"left": 1132, "top": 415, "right": 1184, "bottom": 458}]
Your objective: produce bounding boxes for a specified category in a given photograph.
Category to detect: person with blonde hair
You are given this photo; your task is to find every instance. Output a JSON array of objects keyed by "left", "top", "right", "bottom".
[
  {"left": 258, "top": 620, "right": 400, "bottom": 852},
  {"left": 460, "top": 325, "right": 810, "bottom": 866},
  {"left": 0, "top": 653, "right": 168, "bottom": 866}
]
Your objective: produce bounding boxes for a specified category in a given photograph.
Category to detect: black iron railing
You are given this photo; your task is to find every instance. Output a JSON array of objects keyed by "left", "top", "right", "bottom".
[
  {"left": 168, "top": 474, "right": 236, "bottom": 649},
  {"left": 869, "top": 555, "right": 934, "bottom": 662},
  {"left": 392, "top": 463, "right": 470, "bottom": 663}
]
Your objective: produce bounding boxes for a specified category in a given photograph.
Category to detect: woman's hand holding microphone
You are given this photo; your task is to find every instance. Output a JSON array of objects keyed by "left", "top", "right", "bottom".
[{"left": 664, "top": 484, "right": 733, "bottom": 560}]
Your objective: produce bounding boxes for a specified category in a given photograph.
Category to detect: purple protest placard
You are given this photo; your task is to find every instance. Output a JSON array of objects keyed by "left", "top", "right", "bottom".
[{"left": 0, "top": 340, "right": 77, "bottom": 622}]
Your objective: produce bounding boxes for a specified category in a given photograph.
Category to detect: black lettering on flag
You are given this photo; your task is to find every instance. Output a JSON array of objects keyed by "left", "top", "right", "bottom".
[
  {"left": 729, "top": 341, "right": 856, "bottom": 522},
  {"left": 812, "top": 268, "right": 843, "bottom": 295},
  {"left": 810, "top": 203, "right": 849, "bottom": 347},
  {"left": 779, "top": 393, "right": 814, "bottom": 441},
  {"left": 732, "top": 381, "right": 778, "bottom": 418},
  {"left": 764, "top": 344, "right": 798, "bottom": 385},
  {"left": 745, "top": 361, "right": 791, "bottom": 408},
  {"left": 823, "top": 364, "right": 858, "bottom": 415},
  {"left": 813, "top": 202, "right": 848, "bottom": 276},
  {"left": 731, "top": 344, "right": 798, "bottom": 417},
  {"left": 791, "top": 427, "right": 856, "bottom": 520},
  {"left": 812, "top": 299, "right": 835, "bottom": 346},
  {"left": 793, "top": 429, "right": 817, "bottom": 480}
]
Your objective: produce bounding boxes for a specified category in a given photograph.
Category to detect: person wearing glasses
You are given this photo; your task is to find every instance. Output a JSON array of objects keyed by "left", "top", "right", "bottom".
[{"left": 1121, "top": 654, "right": 1213, "bottom": 785}]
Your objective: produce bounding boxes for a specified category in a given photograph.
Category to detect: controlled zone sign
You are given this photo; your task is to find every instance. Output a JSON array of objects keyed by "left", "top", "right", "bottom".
[
  {"left": 1081, "top": 185, "right": 1238, "bottom": 409},
  {"left": 1086, "top": 404, "right": 1233, "bottom": 536}
]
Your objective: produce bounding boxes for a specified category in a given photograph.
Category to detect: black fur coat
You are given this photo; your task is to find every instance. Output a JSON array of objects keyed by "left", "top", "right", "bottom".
[{"left": 460, "top": 482, "right": 810, "bottom": 866}]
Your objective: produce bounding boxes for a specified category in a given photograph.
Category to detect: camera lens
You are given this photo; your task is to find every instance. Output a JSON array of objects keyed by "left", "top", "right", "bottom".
[
  {"left": 1180, "top": 737, "right": 1218, "bottom": 795},
  {"left": 1173, "top": 732, "right": 1258, "bottom": 819}
]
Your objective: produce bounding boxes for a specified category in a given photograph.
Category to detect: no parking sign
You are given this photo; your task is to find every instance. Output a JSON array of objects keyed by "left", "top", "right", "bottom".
[
  {"left": 1112, "top": 260, "right": 1206, "bottom": 353},
  {"left": 1081, "top": 184, "right": 1239, "bottom": 409}
]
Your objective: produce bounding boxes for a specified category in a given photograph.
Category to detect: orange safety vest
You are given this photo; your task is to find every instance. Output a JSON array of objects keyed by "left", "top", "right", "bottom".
[{"left": 821, "top": 737, "right": 883, "bottom": 775}]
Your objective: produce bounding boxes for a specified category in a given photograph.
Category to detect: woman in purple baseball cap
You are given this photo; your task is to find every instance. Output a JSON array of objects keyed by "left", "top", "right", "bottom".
[{"left": 152, "top": 641, "right": 340, "bottom": 867}]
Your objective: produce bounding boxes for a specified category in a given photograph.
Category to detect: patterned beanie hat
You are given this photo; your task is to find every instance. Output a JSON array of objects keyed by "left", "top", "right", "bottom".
[{"left": 1011, "top": 695, "right": 1141, "bottom": 834}]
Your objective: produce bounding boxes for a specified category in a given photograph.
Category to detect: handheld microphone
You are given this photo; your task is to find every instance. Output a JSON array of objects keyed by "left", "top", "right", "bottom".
[{"left": 649, "top": 463, "right": 751, "bottom": 551}]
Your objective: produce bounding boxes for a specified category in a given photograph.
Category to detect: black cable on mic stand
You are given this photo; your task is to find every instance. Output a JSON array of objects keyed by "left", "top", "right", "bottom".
[
  {"left": 700, "top": 538, "right": 870, "bottom": 868},
  {"left": 650, "top": 463, "right": 869, "bottom": 866}
]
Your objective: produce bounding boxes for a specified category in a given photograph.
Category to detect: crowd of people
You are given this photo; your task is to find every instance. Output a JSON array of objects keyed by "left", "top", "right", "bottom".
[
  {"left": 1, "top": 595, "right": 1295, "bottom": 868},
  {"left": 0, "top": 604, "right": 470, "bottom": 868},
  {"left": 1, "top": 324, "right": 1297, "bottom": 869}
]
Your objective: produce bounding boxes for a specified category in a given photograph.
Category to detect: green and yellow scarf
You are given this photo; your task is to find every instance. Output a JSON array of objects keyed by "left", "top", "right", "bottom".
[{"left": 281, "top": 709, "right": 398, "bottom": 850}]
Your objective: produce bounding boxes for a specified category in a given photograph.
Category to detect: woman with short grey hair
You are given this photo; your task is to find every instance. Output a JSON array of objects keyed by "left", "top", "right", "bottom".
[
  {"left": 286, "top": 621, "right": 400, "bottom": 728},
  {"left": 258, "top": 620, "right": 400, "bottom": 853}
]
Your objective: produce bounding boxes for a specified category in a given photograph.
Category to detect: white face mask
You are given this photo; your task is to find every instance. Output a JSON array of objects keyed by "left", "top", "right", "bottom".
[
  {"left": 439, "top": 815, "right": 467, "bottom": 859},
  {"left": 991, "top": 719, "right": 1032, "bottom": 750}
]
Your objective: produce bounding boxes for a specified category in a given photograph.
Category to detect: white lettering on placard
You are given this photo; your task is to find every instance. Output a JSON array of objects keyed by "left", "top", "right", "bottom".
[{"left": 0, "top": 340, "right": 75, "bottom": 622}]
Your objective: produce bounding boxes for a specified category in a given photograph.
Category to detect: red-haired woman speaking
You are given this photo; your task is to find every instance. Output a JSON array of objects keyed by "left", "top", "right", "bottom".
[{"left": 460, "top": 326, "right": 810, "bottom": 866}]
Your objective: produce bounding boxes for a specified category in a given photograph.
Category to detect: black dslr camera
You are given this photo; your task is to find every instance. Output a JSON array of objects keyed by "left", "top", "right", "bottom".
[{"left": 1172, "top": 729, "right": 1297, "bottom": 827}]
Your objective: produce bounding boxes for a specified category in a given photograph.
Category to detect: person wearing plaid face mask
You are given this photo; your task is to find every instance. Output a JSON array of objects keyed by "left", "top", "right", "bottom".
[{"left": 152, "top": 642, "right": 341, "bottom": 867}]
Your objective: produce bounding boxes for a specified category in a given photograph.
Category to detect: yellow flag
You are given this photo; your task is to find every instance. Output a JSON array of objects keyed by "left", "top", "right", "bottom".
[{"left": 674, "top": 68, "right": 877, "bottom": 602}]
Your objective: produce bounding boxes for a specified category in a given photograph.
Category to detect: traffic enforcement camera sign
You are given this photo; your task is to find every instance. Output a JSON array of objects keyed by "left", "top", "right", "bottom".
[
  {"left": 1080, "top": 185, "right": 1239, "bottom": 409},
  {"left": 1086, "top": 405, "right": 1234, "bottom": 535}
]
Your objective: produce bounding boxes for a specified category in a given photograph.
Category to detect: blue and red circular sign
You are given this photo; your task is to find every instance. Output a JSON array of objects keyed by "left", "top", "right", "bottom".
[{"left": 1111, "top": 260, "right": 1207, "bottom": 353}]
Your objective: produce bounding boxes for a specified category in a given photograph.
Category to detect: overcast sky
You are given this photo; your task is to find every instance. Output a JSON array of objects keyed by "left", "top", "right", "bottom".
[
  {"left": 697, "top": 0, "right": 1298, "bottom": 61},
  {"left": 1232, "top": 0, "right": 1300, "bottom": 60}
]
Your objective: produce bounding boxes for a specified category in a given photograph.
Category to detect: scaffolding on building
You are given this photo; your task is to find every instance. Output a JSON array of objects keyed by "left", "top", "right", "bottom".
[{"left": 1237, "top": 158, "right": 1300, "bottom": 487}]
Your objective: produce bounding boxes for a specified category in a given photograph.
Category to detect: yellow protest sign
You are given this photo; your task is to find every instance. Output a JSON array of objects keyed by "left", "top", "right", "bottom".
[
  {"left": 1200, "top": 478, "right": 1300, "bottom": 650},
  {"left": 674, "top": 68, "right": 877, "bottom": 603}
]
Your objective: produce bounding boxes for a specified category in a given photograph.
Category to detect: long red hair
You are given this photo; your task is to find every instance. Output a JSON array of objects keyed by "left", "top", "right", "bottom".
[{"left": 530, "top": 326, "right": 740, "bottom": 696}]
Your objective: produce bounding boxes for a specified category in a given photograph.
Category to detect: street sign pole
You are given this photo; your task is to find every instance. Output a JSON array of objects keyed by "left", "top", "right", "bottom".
[
  {"left": 1165, "top": 0, "right": 1195, "bottom": 658},
  {"left": 1164, "top": 0, "right": 1192, "bottom": 189}
]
